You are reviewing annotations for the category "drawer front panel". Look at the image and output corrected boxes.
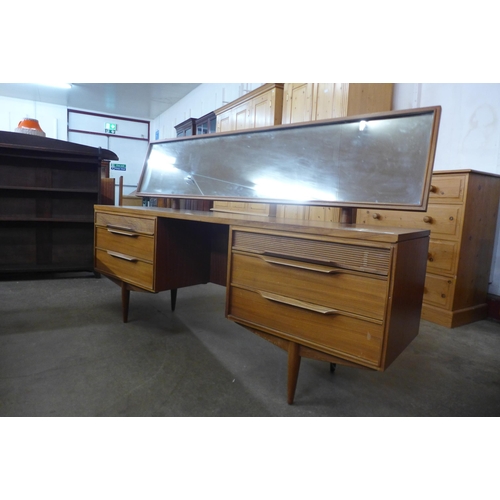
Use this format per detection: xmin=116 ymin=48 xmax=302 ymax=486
xmin=232 ymin=230 xmax=391 ymax=275
xmin=423 ymin=273 xmax=455 ymax=308
xmin=95 ymin=227 xmax=154 ymax=262
xmin=427 ymin=239 xmax=459 ymax=274
xmin=429 ymin=174 xmax=466 ymax=203
xmin=95 ymin=213 xmax=155 ymax=235
xmin=357 ymin=206 xmax=461 ymax=238
xmin=231 ymin=252 xmax=387 ymax=321
xmin=95 ymin=248 xmax=153 ymax=290
xmin=228 ymin=286 xmax=383 ymax=366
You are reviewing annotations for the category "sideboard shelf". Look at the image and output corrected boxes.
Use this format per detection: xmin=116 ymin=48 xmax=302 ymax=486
xmin=0 ymin=131 xmax=117 ymax=275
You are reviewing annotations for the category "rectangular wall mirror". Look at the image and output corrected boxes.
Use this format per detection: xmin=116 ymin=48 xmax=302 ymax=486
xmin=137 ymin=106 xmax=441 ymax=211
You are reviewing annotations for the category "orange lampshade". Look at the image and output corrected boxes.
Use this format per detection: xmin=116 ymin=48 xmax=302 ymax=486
xmin=15 ymin=118 xmax=46 ymax=137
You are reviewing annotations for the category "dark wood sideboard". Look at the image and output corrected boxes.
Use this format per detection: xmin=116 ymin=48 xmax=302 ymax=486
xmin=0 ymin=131 xmax=117 ymax=275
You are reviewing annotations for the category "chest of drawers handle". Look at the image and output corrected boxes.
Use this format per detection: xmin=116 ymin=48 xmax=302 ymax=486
xmin=259 ymin=291 xmax=339 ymax=315
xmin=107 ymin=250 xmax=139 ymax=262
xmin=423 ymin=216 xmax=433 ymax=223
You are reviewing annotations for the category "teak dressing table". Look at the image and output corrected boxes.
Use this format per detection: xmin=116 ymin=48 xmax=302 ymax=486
xmin=94 ymin=107 xmax=441 ymax=404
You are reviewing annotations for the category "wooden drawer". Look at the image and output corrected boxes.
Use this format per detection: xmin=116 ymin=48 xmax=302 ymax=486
xmin=232 ymin=230 xmax=391 ymax=276
xmin=95 ymin=227 xmax=154 ymax=262
xmin=95 ymin=212 xmax=155 ymax=235
xmin=95 ymin=248 xmax=154 ymax=290
xmin=357 ymin=205 xmax=462 ymax=239
xmin=423 ymin=273 xmax=455 ymax=309
xmin=429 ymin=174 xmax=466 ymax=203
xmin=228 ymin=286 xmax=384 ymax=367
xmin=230 ymin=251 xmax=388 ymax=321
xmin=427 ymin=239 xmax=459 ymax=275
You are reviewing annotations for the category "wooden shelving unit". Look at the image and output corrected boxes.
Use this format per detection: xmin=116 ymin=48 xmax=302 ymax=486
xmin=0 ymin=131 xmax=117 ymax=274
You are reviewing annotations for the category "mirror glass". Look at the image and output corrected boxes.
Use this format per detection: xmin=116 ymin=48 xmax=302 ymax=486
xmin=137 ymin=107 xmax=440 ymax=210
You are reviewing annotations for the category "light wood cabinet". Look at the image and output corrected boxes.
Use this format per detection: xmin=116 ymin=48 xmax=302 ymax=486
xmin=277 ymin=83 xmax=393 ymax=222
xmin=213 ymin=84 xmax=284 ymax=216
xmin=356 ymin=169 xmax=500 ymax=327
xmin=215 ymin=83 xmax=284 ymax=133
xmin=281 ymin=83 xmax=394 ymax=124
xmin=213 ymin=83 xmax=393 ymax=220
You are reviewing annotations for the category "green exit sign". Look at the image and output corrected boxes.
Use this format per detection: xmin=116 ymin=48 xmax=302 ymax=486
xmin=105 ymin=122 xmax=117 ymax=134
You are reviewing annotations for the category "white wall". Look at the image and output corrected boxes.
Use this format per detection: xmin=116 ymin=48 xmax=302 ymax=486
xmin=394 ymin=84 xmax=500 ymax=295
xmin=393 ymin=83 xmax=500 ymax=173
xmin=0 ymin=96 xmax=68 ymax=139
xmin=151 ymin=83 xmax=264 ymax=140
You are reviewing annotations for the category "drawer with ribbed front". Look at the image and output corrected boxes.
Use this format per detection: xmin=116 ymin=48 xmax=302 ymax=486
xmin=232 ymin=229 xmax=391 ymax=276
xmin=228 ymin=286 xmax=384 ymax=367
xmin=230 ymin=251 xmax=388 ymax=321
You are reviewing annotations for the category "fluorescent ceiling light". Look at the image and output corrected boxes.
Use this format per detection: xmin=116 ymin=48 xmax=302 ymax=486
xmin=32 ymin=83 xmax=72 ymax=89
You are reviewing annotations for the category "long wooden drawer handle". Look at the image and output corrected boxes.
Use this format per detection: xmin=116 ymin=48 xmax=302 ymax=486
xmin=106 ymin=224 xmax=137 ymax=235
xmin=260 ymin=255 xmax=339 ymax=274
xmin=107 ymin=250 xmax=138 ymax=262
xmin=261 ymin=250 xmax=335 ymax=266
xmin=107 ymin=228 xmax=139 ymax=237
xmin=259 ymin=291 xmax=338 ymax=315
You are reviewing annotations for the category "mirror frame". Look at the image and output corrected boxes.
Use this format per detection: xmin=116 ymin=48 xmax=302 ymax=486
xmin=137 ymin=106 xmax=441 ymax=212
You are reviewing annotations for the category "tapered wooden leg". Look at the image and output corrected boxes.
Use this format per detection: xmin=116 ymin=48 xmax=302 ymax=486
xmin=170 ymin=288 xmax=177 ymax=311
xmin=287 ymin=341 xmax=301 ymax=404
xmin=121 ymin=283 xmax=130 ymax=323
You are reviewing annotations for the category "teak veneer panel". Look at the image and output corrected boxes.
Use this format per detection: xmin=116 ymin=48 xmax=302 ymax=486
xmin=226 ymin=225 xmax=429 ymax=374
xmin=231 ymin=251 xmax=388 ymax=321
xmin=94 ymin=205 xmax=430 ymax=402
xmin=228 ymin=285 xmax=385 ymax=367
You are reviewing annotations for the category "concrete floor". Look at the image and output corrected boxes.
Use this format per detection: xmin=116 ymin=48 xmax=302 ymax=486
xmin=1 ymin=273 xmax=499 ymax=417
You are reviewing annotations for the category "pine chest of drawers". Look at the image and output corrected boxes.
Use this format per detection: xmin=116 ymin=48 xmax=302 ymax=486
xmin=356 ymin=170 xmax=500 ymax=328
